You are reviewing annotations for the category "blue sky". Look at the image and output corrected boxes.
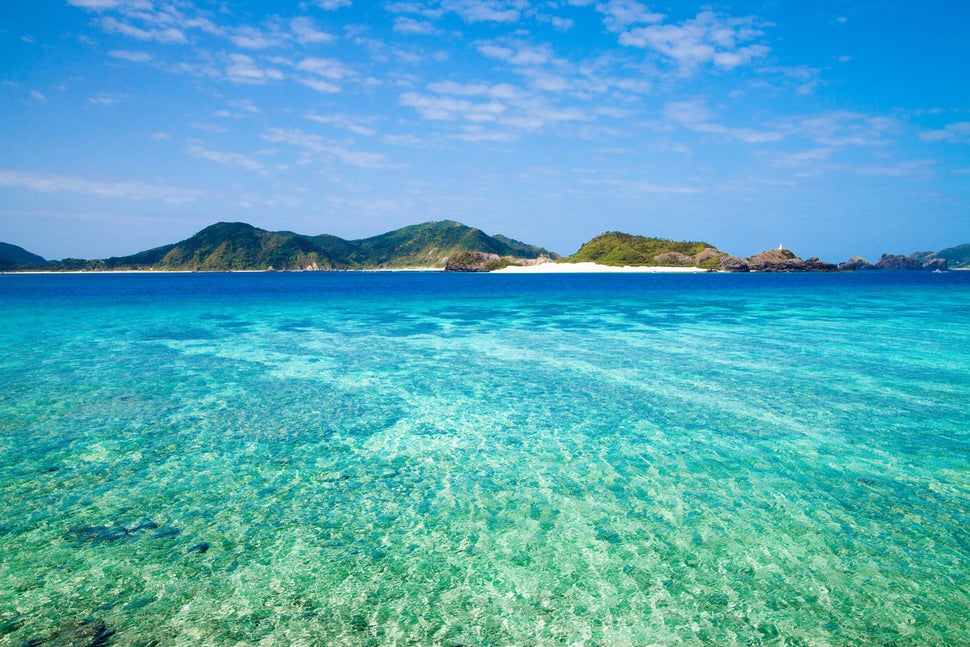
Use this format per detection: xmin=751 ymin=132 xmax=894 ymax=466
xmin=1 ymin=0 xmax=968 ymax=261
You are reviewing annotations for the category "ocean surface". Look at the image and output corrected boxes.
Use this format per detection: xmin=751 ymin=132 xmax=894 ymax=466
xmin=1 ymin=271 xmax=968 ymax=646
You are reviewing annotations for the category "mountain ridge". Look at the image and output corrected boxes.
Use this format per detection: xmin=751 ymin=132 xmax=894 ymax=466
xmin=19 ymin=220 xmax=558 ymax=272
xmin=2 ymin=224 xmax=966 ymax=272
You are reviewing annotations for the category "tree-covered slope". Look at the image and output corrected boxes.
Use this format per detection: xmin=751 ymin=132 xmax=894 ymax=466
xmin=350 ymin=220 xmax=556 ymax=267
xmin=41 ymin=220 xmax=557 ymax=271
xmin=0 ymin=242 xmax=48 ymax=269
xmin=913 ymin=243 xmax=970 ymax=269
xmin=151 ymin=223 xmax=339 ymax=271
xmin=565 ymin=232 xmax=727 ymax=268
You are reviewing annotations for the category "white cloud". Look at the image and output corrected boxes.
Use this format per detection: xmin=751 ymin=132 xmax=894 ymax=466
xmin=851 ymin=160 xmax=934 ymax=177
xmin=579 ymin=175 xmax=702 ymax=195
xmin=225 ymin=54 xmax=284 ymax=84
xmin=384 ymin=2 xmax=445 ymax=19
xmin=0 ymin=169 xmax=202 ymax=203
xmin=441 ymin=0 xmax=528 ymax=23
xmin=921 ymin=121 xmax=970 ymax=143
xmin=102 ymin=16 xmax=187 ymax=43
xmin=306 ymin=113 xmax=377 ymax=136
xmin=617 ymin=10 xmax=768 ymax=70
xmin=477 ymin=41 xmax=557 ymax=66
xmin=109 ymin=49 xmax=152 ymax=62
xmin=394 ymin=17 xmax=437 ymax=34
xmin=67 ymin=0 xmax=123 ymax=8
xmin=595 ymin=0 xmax=663 ymax=32
xmin=296 ymin=57 xmax=348 ymax=79
xmin=299 ymin=78 xmax=341 ymax=93
xmin=229 ymin=26 xmax=276 ymax=49
xmin=291 ymin=17 xmax=333 ymax=44
xmin=263 ymin=127 xmax=389 ymax=168
xmin=228 ymin=99 xmax=261 ymax=114
xmin=454 ymin=126 xmax=519 ymax=143
xmin=428 ymin=81 xmax=520 ymax=100
xmin=314 ymin=0 xmax=351 ymax=9
xmin=401 ymin=92 xmax=507 ymax=122
xmin=89 ymin=94 xmax=125 ymax=106
xmin=795 ymin=112 xmax=897 ymax=148
xmin=664 ymin=100 xmax=784 ymax=143
xmin=186 ymin=140 xmax=266 ymax=172
xmin=29 ymin=90 xmax=47 ymax=102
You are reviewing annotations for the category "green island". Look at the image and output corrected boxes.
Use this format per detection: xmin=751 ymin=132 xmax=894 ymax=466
xmin=1 ymin=221 xmax=967 ymax=272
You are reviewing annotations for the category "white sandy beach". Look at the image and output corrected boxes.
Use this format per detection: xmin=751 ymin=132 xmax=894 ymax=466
xmin=493 ymin=262 xmax=708 ymax=274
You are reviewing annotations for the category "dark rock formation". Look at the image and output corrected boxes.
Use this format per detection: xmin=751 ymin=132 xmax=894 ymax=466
xmin=838 ymin=256 xmax=876 ymax=271
xmin=444 ymin=251 xmax=556 ymax=272
xmin=923 ymin=257 xmax=949 ymax=271
xmin=746 ymin=249 xmax=837 ymax=272
xmin=652 ymin=251 xmax=694 ymax=265
xmin=444 ymin=251 xmax=507 ymax=272
xmin=718 ymin=256 xmax=750 ymax=272
xmin=874 ymin=254 xmax=924 ymax=270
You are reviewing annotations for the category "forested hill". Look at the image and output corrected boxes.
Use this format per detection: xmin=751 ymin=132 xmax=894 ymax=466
xmin=41 ymin=220 xmax=559 ymax=271
xmin=565 ymin=232 xmax=735 ymax=269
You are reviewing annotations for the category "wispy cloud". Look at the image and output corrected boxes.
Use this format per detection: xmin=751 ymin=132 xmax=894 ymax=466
xmin=664 ymin=100 xmax=784 ymax=143
xmin=101 ymin=16 xmax=187 ymax=44
xmin=88 ymin=94 xmax=126 ymax=106
xmin=921 ymin=121 xmax=970 ymax=143
xmin=595 ymin=0 xmax=664 ymax=32
xmin=400 ymin=92 xmax=507 ymax=122
xmin=225 ymin=54 xmax=285 ymax=84
xmin=306 ymin=113 xmax=377 ymax=136
xmin=296 ymin=57 xmax=348 ymax=79
xmin=441 ymin=0 xmax=528 ymax=23
xmin=263 ymin=128 xmax=390 ymax=168
xmin=477 ymin=40 xmax=559 ymax=67
xmin=0 ymin=169 xmax=202 ymax=203
xmin=186 ymin=140 xmax=266 ymax=172
xmin=66 ymin=0 xmax=123 ymax=9
xmin=108 ymin=49 xmax=152 ymax=62
xmin=394 ymin=17 xmax=437 ymax=35
xmin=314 ymin=0 xmax=352 ymax=9
xmin=291 ymin=17 xmax=333 ymax=44
xmin=384 ymin=2 xmax=444 ymax=19
xmin=614 ymin=10 xmax=769 ymax=71
xmin=229 ymin=26 xmax=278 ymax=50
xmin=794 ymin=112 xmax=897 ymax=148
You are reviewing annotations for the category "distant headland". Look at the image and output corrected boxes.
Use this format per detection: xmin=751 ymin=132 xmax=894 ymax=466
xmin=1 ymin=221 xmax=967 ymax=273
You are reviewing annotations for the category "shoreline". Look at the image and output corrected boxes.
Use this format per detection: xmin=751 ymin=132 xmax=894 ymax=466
xmin=3 ymin=264 xmax=967 ymax=275
xmin=494 ymin=262 xmax=708 ymax=274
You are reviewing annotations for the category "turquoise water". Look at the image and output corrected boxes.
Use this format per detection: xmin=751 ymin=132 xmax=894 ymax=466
xmin=1 ymin=271 xmax=968 ymax=646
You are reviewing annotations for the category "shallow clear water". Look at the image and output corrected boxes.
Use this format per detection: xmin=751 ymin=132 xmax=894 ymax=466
xmin=1 ymin=271 xmax=968 ymax=646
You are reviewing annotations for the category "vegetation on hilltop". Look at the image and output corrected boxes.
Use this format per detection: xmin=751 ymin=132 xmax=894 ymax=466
xmin=0 ymin=242 xmax=48 ymax=270
xmin=912 ymin=243 xmax=970 ymax=269
xmin=13 ymin=220 xmax=557 ymax=272
xmin=350 ymin=220 xmax=559 ymax=268
xmin=566 ymin=232 xmax=726 ymax=268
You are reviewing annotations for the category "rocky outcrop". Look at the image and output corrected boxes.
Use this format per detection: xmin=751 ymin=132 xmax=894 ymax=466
xmin=652 ymin=251 xmax=694 ymax=265
xmin=695 ymin=247 xmax=726 ymax=265
xmin=718 ymin=256 xmax=750 ymax=272
xmin=838 ymin=256 xmax=875 ymax=271
xmin=923 ymin=258 xmax=948 ymax=271
xmin=445 ymin=252 xmax=558 ymax=272
xmin=746 ymin=249 xmax=838 ymax=272
xmin=444 ymin=251 xmax=505 ymax=272
xmin=874 ymin=254 xmax=923 ymax=270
